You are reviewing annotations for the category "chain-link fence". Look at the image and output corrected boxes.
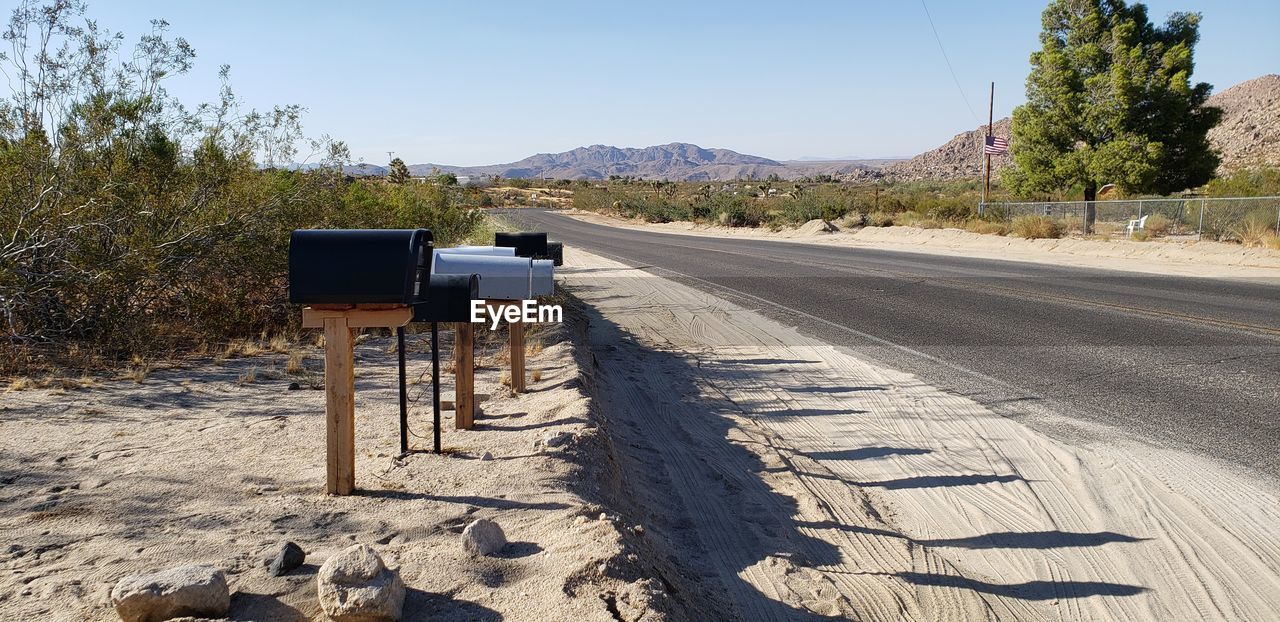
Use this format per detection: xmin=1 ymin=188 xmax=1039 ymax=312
xmin=979 ymin=196 xmax=1280 ymax=240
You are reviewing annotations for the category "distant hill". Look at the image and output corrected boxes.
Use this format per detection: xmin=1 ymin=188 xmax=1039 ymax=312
xmin=882 ymin=118 xmax=1012 ymax=182
xmin=881 ymin=74 xmax=1280 ymax=183
xmin=410 ymin=143 xmax=886 ymax=181
xmin=1207 ymin=74 xmax=1280 ymax=172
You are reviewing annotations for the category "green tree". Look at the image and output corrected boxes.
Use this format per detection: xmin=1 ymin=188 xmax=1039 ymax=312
xmin=387 ymin=157 xmax=410 ymax=183
xmin=1006 ymin=0 xmax=1221 ymax=208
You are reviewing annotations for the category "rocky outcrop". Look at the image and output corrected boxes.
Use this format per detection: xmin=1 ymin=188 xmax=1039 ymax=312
xmin=1207 ymin=74 xmax=1280 ymax=172
xmin=883 ymin=118 xmax=1013 ymax=182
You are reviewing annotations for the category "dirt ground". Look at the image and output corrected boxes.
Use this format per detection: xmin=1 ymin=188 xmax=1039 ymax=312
xmin=560 ymin=210 xmax=1280 ymax=280
xmin=0 ymin=319 xmax=674 ymax=621
xmin=561 ymin=246 xmax=1280 ymax=620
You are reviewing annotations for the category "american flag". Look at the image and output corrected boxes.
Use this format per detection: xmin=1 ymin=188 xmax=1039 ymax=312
xmin=984 ymin=135 xmax=1009 ymax=155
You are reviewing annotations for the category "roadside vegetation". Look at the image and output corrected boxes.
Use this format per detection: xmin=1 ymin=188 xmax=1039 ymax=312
xmin=0 ymin=2 xmax=482 ymax=376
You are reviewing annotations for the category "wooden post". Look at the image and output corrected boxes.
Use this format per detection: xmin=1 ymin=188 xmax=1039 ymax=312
xmin=303 ymin=306 xmax=412 ymax=495
xmin=509 ymin=316 xmax=526 ymax=393
xmin=323 ymin=317 xmax=355 ymax=496
xmin=454 ymin=321 xmax=475 ymax=430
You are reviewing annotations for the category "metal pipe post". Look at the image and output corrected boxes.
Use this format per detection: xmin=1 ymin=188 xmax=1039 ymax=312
xmin=397 ymin=327 xmax=408 ymax=455
xmin=431 ymin=321 xmax=441 ymax=454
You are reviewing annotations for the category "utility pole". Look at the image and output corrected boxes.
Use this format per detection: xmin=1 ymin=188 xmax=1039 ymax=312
xmin=387 ymin=151 xmax=394 ymax=164
xmin=982 ymin=82 xmax=994 ymax=207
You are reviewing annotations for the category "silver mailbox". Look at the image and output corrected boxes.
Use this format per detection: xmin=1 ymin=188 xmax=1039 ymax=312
xmin=532 ymin=259 xmax=554 ymax=296
xmin=435 ymin=245 xmax=516 ymax=257
xmin=433 ymin=253 xmax=532 ymax=300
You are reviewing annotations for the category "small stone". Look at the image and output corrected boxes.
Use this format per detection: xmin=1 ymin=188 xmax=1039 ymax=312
xmin=461 ymin=519 xmax=507 ymax=556
xmin=111 ymin=564 xmax=230 ymax=622
xmin=573 ymin=516 xmax=589 ymax=526
xmin=632 ymin=525 xmax=645 ymax=535
xmin=598 ymin=513 xmax=609 ymax=522
xmin=542 ymin=431 xmax=572 ymax=448
xmin=287 ymin=382 xmax=302 ymax=391
xmin=316 ymin=544 xmax=405 ymax=622
xmin=267 ymin=541 xmax=305 ymax=577
xmin=480 ymin=452 xmax=494 ymax=461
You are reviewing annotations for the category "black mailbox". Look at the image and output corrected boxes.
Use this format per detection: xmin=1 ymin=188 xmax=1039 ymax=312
xmin=495 ymin=232 xmax=548 ymax=258
xmin=413 ymin=274 xmax=480 ymax=323
xmin=289 ymin=229 xmax=433 ymax=305
xmin=541 ymin=241 xmax=563 ymax=266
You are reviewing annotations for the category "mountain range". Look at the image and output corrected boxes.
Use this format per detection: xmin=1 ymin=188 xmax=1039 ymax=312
xmin=330 ymin=74 xmax=1277 ymax=183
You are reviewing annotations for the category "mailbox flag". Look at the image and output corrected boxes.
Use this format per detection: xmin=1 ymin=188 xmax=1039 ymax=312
xmin=984 ymin=135 xmax=1009 ymax=155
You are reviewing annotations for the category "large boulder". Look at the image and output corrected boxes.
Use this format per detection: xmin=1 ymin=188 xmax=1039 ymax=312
xmin=316 ymin=544 xmax=405 ymax=622
xmin=110 ymin=564 xmax=230 ymax=622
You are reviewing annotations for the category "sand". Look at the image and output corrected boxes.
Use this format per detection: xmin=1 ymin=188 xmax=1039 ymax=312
xmin=562 ymin=246 xmax=1280 ymax=620
xmin=560 ymin=210 xmax=1280 ymax=281
xmin=0 ymin=321 xmax=673 ymax=621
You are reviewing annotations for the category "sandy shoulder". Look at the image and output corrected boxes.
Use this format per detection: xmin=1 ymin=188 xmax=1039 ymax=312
xmin=561 ymin=245 xmax=1280 ymax=620
xmin=560 ymin=209 xmax=1280 ymax=280
xmin=0 ymin=320 xmax=673 ymax=621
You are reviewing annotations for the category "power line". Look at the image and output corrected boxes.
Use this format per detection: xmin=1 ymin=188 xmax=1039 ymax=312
xmin=920 ymin=0 xmax=981 ymax=124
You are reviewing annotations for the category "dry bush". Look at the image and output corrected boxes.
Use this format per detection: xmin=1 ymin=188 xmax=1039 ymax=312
xmin=286 ymin=352 xmax=306 ymax=375
xmin=237 ymin=367 xmax=259 ymax=385
xmin=499 ymin=371 xmax=511 ymax=387
xmin=865 ymin=211 xmax=895 ymax=227
xmin=1144 ymin=214 xmax=1172 ymax=236
xmin=1265 ymin=234 xmax=1280 ymax=251
xmin=268 ymin=335 xmax=290 ymax=354
xmin=531 ymin=369 xmax=543 ymax=382
xmin=1236 ymin=211 xmax=1279 ymax=247
xmin=1131 ymin=230 xmax=1151 ymax=242
xmin=965 ymin=220 xmax=1008 ymax=235
xmin=1010 ymin=215 xmax=1062 ymax=239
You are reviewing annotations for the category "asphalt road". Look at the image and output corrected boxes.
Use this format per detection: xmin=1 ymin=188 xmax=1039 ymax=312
xmin=499 ymin=209 xmax=1280 ymax=478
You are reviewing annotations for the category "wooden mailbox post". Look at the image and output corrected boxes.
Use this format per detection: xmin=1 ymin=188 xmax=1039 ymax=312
xmin=302 ymin=306 xmax=413 ymax=495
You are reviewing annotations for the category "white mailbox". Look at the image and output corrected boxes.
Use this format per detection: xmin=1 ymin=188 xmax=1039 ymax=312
xmin=433 ymin=253 xmax=532 ymax=300
xmin=531 ymin=259 xmax=554 ymax=296
xmin=436 ymin=245 xmax=516 ymax=256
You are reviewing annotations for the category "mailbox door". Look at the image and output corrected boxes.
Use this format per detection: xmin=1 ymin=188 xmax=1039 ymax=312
xmin=531 ymin=259 xmax=555 ymax=296
xmin=414 ymin=274 xmax=480 ymax=322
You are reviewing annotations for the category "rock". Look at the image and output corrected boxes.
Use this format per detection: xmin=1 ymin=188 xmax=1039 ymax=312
xmin=461 ymin=519 xmax=507 ymax=556
xmin=111 ymin=564 xmax=230 ymax=622
xmin=632 ymin=524 xmax=645 ymax=535
xmin=573 ymin=516 xmax=589 ymax=526
xmin=268 ymin=541 xmax=306 ymax=577
xmin=480 ymin=451 xmax=494 ymax=461
xmin=542 ymin=431 xmax=572 ymax=448
xmin=316 ymin=544 xmax=405 ymax=622
xmin=287 ymin=381 xmax=302 ymax=391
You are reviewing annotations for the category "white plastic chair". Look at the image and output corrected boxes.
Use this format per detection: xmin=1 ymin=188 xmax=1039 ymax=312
xmin=1126 ymin=214 xmax=1149 ymax=237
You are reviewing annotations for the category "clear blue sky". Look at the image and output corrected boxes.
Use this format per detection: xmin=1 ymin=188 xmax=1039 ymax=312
xmin=87 ymin=0 xmax=1278 ymax=165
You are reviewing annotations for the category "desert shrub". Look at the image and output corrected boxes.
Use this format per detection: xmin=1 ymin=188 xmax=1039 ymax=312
xmin=717 ymin=198 xmax=767 ymax=227
xmin=916 ymin=196 xmax=976 ymax=223
xmin=964 ymin=219 xmax=1008 ymax=235
xmin=1010 ymin=215 xmax=1062 ymax=239
xmin=0 ymin=3 xmax=481 ymax=375
xmin=865 ymin=211 xmax=895 ymax=227
xmin=1144 ymin=213 xmax=1172 ymax=236
xmin=1131 ymin=230 xmax=1151 ymax=241
xmin=1236 ymin=209 xmax=1280 ymax=247
xmin=840 ymin=212 xmax=867 ymax=228
xmin=1205 ymin=168 xmax=1280 ymax=197
xmin=1266 ymin=234 xmax=1280 ymax=251
xmin=571 ymin=187 xmax=614 ymax=213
